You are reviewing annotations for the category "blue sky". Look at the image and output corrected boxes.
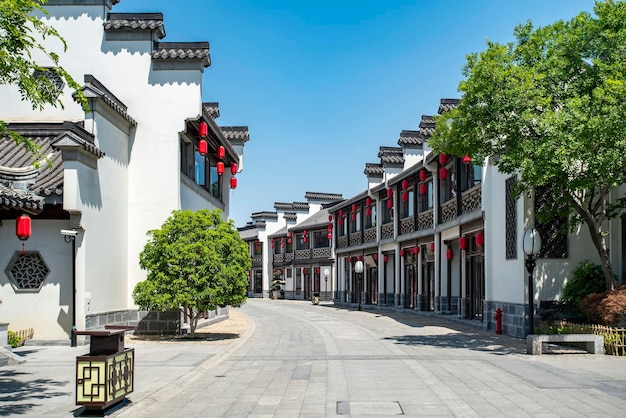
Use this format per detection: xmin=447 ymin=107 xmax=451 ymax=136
xmin=115 ymin=0 xmax=596 ymax=227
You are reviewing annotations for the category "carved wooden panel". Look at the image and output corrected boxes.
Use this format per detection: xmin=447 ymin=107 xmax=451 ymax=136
xmin=441 ymin=199 xmax=456 ymax=223
xmin=461 ymin=186 xmax=482 ymax=214
xmin=381 ymin=223 xmax=394 ymax=240
xmin=417 ymin=210 xmax=433 ymax=230
xmin=363 ymin=227 xmax=377 ymax=243
xmin=399 ymin=218 xmax=415 ymax=235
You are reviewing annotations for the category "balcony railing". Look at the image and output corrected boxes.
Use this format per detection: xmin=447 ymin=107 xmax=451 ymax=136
xmin=337 ymin=236 xmax=348 ymax=248
xmin=417 ymin=209 xmax=433 ymax=230
xmin=440 ymin=199 xmax=457 ymax=224
xmin=399 ymin=217 xmax=415 ymax=235
xmin=349 ymin=232 xmax=362 ymax=246
xmin=461 ymin=185 xmax=482 ymax=214
xmin=381 ymin=223 xmax=393 ymax=240
xmin=295 ymin=249 xmax=311 ymax=260
xmin=273 ymin=254 xmax=285 ymax=263
xmin=363 ymin=227 xmax=376 ymax=243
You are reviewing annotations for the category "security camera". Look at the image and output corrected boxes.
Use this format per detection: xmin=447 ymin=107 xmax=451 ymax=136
xmin=61 ymin=229 xmax=78 ymax=237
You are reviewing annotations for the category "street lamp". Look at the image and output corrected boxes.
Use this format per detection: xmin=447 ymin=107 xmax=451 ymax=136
xmin=324 ymin=268 xmax=329 ymax=302
xmin=354 ymin=260 xmax=364 ymax=311
xmin=523 ymin=228 xmax=542 ymax=336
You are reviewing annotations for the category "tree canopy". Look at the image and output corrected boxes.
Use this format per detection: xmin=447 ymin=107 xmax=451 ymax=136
xmin=0 ymin=0 xmax=85 ymax=156
xmin=133 ymin=209 xmax=251 ymax=336
xmin=429 ymin=0 xmax=626 ymax=290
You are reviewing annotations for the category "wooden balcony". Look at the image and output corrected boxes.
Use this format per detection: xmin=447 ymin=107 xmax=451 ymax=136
xmin=461 ymin=185 xmax=482 ymax=214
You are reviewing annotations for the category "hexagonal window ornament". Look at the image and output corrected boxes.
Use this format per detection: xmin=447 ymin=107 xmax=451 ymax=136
xmin=5 ymin=251 xmax=50 ymax=292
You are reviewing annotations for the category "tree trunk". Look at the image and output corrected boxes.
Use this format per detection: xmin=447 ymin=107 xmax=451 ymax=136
xmin=189 ymin=308 xmax=199 ymax=337
xmin=584 ymin=217 xmax=615 ymax=291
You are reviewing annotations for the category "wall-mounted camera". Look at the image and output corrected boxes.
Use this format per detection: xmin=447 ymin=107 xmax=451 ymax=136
xmin=61 ymin=229 xmax=79 ymax=237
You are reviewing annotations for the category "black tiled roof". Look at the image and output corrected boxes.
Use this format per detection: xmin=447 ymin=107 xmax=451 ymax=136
xmin=284 ymin=212 xmax=297 ymax=221
xmin=398 ymin=130 xmax=423 ymax=146
xmin=83 ymin=75 xmax=136 ymax=126
xmin=292 ymin=202 xmax=310 ymax=210
xmin=304 ymin=192 xmax=343 ymax=202
xmin=203 ymin=102 xmax=220 ymax=119
xmin=438 ymin=98 xmax=459 ymax=114
xmin=104 ymin=13 xmax=166 ymax=39
xmin=418 ymin=115 xmax=436 ymax=139
xmin=274 ymin=202 xmax=294 ymax=211
xmin=378 ymin=147 xmax=404 ymax=165
xmin=364 ymin=163 xmax=384 ymax=175
xmin=221 ymin=127 xmax=249 ymax=143
xmin=151 ymin=42 xmax=211 ymax=67
xmin=251 ymin=211 xmax=278 ymax=220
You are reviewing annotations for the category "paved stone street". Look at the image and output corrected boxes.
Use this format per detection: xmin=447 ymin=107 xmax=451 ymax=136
xmin=2 ymin=299 xmax=626 ymax=417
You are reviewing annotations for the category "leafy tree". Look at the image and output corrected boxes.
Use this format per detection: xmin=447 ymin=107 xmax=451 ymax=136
xmin=562 ymin=260 xmax=607 ymax=311
xmin=0 ymin=0 xmax=86 ymax=156
xmin=133 ymin=209 xmax=250 ymax=337
xmin=430 ymin=0 xmax=626 ymax=290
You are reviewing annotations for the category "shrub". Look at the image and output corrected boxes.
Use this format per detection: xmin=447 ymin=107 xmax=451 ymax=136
xmin=7 ymin=330 xmax=22 ymax=348
xmin=579 ymin=284 xmax=626 ymax=326
xmin=562 ymin=261 xmax=606 ymax=312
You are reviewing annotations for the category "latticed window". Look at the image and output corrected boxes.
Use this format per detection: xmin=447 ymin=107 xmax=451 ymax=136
xmin=505 ymin=176 xmax=517 ymax=259
xmin=5 ymin=252 xmax=50 ymax=292
xmin=535 ymin=186 xmax=568 ymax=259
xmin=33 ymin=68 xmax=64 ymax=101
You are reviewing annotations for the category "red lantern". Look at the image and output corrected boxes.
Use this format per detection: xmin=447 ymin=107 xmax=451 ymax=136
xmin=198 ymin=139 xmax=208 ymax=155
xmin=338 ymin=210 xmax=343 ymax=217
xmin=303 ymin=236 xmax=307 ymax=243
xmin=316 ymin=267 xmax=320 ymax=274
xmin=328 ymin=232 xmax=332 ymax=240
xmin=216 ymin=161 xmax=225 ymax=175
xmin=430 ymin=242 xmax=435 ymax=252
xmin=217 ymin=145 xmax=225 ymax=159
xmin=271 ymin=239 xmax=275 ymax=248
xmin=328 ymin=214 xmax=333 ymax=222
xmin=338 ymin=218 xmax=344 ymax=226
xmin=230 ymin=177 xmax=237 ymax=189
xmin=419 ymin=169 xmax=427 ymax=181
xmin=446 ymin=247 xmax=453 ymax=260
xmin=365 ymin=207 xmax=372 ymax=216
xmin=400 ymin=249 xmax=405 ymax=257
xmin=476 ymin=231 xmax=484 ymax=247
xmin=402 ymin=192 xmax=408 ymax=202
xmin=352 ymin=203 xmax=357 ymax=212
xmin=358 ymin=255 xmax=363 ymax=261
xmin=230 ymin=163 xmax=238 ymax=175
xmin=349 ymin=257 xmax=354 ymax=263
xmin=198 ymin=121 xmax=208 ymax=137
xmin=366 ymin=197 xmax=372 ymax=206
xmin=303 ymin=268 xmax=307 ymax=274
xmin=402 ymin=179 xmax=409 ymax=190
xmin=439 ymin=153 xmax=448 ymax=165
xmin=387 ymin=188 xmax=393 ymax=198
xmin=351 ymin=213 xmax=356 ymax=221
xmin=303 ymin=230 xmax=307 ymax=236
xmin=460 ymin=237 xmax=467 ymax=250
xmin=373 ymin=253 xmax=378 ymax=260
xmin=413 ymin=246 xmax=420 ymax=255
xmin=462 ymin=155 xmax=472 ymax=164
xmin=439 ymin=167 xmax=448 ymax=180
xmin=419 ymin=183 xmax=427 ymax=194
xmin=387 ymin=200 xmax=393 ymax=209
xmin=384 ymin=255 xmax=388 ymax=263
xmin=16 ymin=214 xmax=31 ymax=254
xmin=328 ymin=224 xmax=333 ymax=231
xmin=288 ymin=232 xmax=292 ymax=238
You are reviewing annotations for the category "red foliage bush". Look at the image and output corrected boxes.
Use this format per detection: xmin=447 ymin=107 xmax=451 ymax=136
xmin=579 ymin=284 xmax=626 ymax=326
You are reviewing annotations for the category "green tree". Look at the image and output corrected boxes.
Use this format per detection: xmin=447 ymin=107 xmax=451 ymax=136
xmin=430 ymin=0 xmax=626 ymax=290
xmin=0 ymin=0 xmax=85 ymax=156
xmin=133 ymin=209 xmax=250 ymax=337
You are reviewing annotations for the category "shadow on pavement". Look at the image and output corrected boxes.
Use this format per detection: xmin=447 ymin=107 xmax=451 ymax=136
xmin=0 ymin=370 xmax=70 ymax=416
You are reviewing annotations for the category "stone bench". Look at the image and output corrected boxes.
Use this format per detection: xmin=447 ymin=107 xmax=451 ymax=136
xmin=526 ymin=334 xmax=604 ymax=355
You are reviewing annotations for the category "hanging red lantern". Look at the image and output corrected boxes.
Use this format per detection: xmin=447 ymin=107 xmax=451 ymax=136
xmin=387 ymin=188 xmax=393 ymax=198
xmin=198 ymin=139 xmax=208 ymax=155
xmin=271 ymin=239 xmax=275 ymax=248
xmin=430 ymin=242 xmax=435 ymax=252
xmin=384 ymin=255 xmax=388 ymax=263
xmin=419 ymin=183 xmax=427 ymax=194
xmin=400 ymin=249 xmax=405 ymax=257
xmin=459 ymin=237 xmax=467 ymax=250
xmin=303 ymin=230 xmax=307 ymax=236
xmin=303 ymin=236 xmax=307 ymax=243
xmin=358 ymin=255 xmax=363 ymax=261
xmin=328 ymin=214 xmax=333 ymax=222
xmin=198 ymin=121 xmax=208 ymax=137
xmin=328 ymin=232 xmax=332 ymax=240
xmin=462 ymin=155 xmax=472 ymax=164
xmin=419 ymin=169 xmax=427 ymax=181
xmin=230 ymin=163 xmax=238 ymax=175
xmin=413 ymin=246 xmax=420 ymax=255
xmin=349 ymin=257 xmax=354 ymax=263
xmin=288 ymin=232 xmax=292 ymax=238
xmin=338 ymin=210 xmax=343 ymax=217
xmin=439 ymin=153 xmax=448 ymax=165
xmin=338 ymin=218 xmax=344 ymax=226
xmin=351 ymin=213 xmax=357 ymax=221
xmin=217 ymin=145 xmax=225 ymax=159
xmin=328 ymin=223 xmax=333 ymax=231
xmin=402 ymin=179 xmax=409 ymax=190
xmin=366 ymin=197 xmax=372 ymax=206
xmin=352 ymin=203 xmax=357 ymax=212
xmin=303 ymin=268 xmax=307 ymax=274
xmin=402 ymin=192 xmax=408 ymax=202
xmin=365 ymin=207 xmax=372 ymax=216
xmin=446 ymin=247 xmax=453 ymax=260
xmin=16 ymin=214 xmax=31 ymax=254
xmin=476 ymin=231 xmax=484 ymax=247
xmin=387 ymin=199 xmax=393 ymax=209
xmin=439 ymin=167 xmax=448 ymax=180
xmin=230 ymin=177 xmax=237 ymax=189
xmin=373 ymin=253 xmax=378 ymax=260
xmin=216 ymin=161 xmax=225 ymax=175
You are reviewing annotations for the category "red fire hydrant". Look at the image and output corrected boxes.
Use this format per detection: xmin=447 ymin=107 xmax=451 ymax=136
xmin=494 ymin=308 xmax=503 ymax=335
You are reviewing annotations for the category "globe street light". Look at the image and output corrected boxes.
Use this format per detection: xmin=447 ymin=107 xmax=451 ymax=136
xmin=523 ymin=228 xmax=542 ymax=336
xmin=354 ymin=260 xmax=364 ymax=311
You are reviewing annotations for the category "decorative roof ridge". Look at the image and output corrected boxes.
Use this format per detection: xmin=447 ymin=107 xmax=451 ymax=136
xmin=202 ymin=102 xmax=220 ymax=119
xmin=220 ymin=126 xmax=250 ymax=143
xmin=438 ymin=98 xmax=460 ymax=114
xmin=304 ymin=192 xmax=343 ymax=201
xmin=105 ymin=12 xmax=166 ymax=39
xmin=251 ymin=211 xmax=278 ymax=220
xmin=152 ymin=41 xmax=210 ymax=67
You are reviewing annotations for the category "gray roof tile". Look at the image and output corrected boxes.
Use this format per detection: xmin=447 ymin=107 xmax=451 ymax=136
xmin=378 ymin=147 xmax=404 ymax=165
xmin=203 ymin=102 xmax=220 ymax=119
xmin=152 ymin=42 xmax=210 ymax=67
xmin=104 ymin=13 xmax=166 ymax=39
xmin=438 ymin=98 xmax=459 ymax=114
xmin=304 ymin=192 xmax=343 ymax=202
xmin=398 ymin=130 xmax=423 ymax=146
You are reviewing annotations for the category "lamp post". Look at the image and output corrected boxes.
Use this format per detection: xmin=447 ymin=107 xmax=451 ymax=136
xmin=354 ymin=260 xmax=364 ymax=311
xmin=523 ymin=228 xmax=542 ymax=336
xmin=324 ymin=268 xmax=329 ymax=302
xmin=62 ymin=230 xmax=78 ymax=347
